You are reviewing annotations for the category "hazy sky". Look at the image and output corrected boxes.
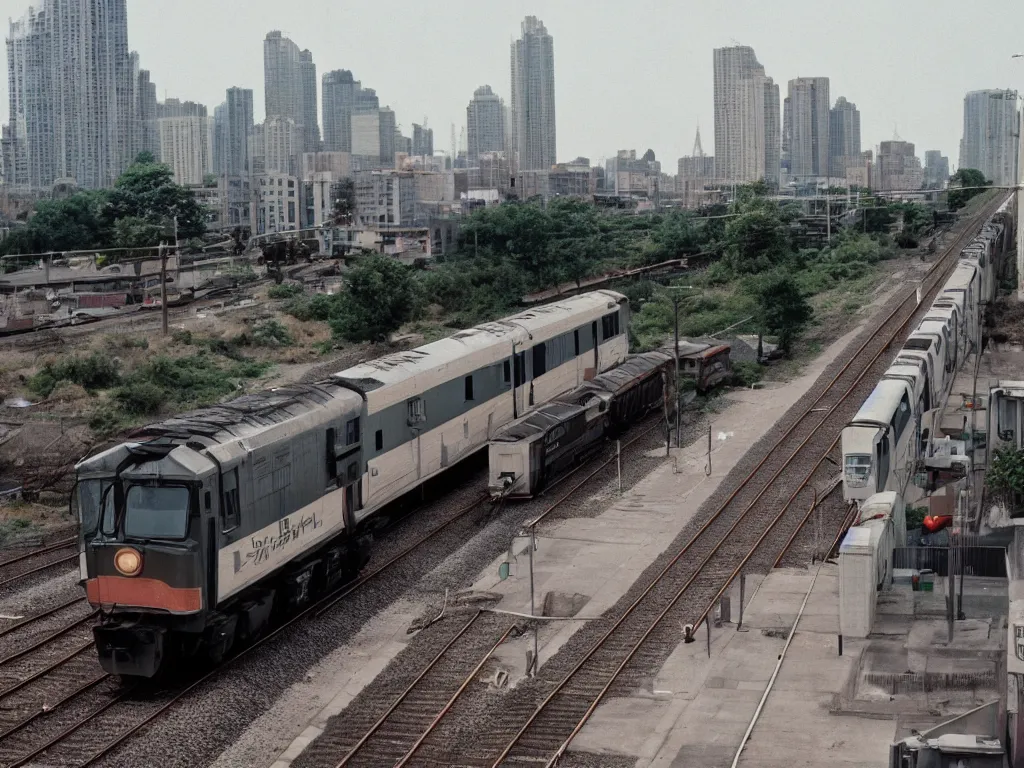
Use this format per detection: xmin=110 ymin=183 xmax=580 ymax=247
xmin=2 ymin=0 xmax=1023 ymax=169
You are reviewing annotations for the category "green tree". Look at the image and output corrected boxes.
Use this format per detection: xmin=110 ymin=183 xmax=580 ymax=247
xmin=752 ymin=271 xmax=812 ymax=356
xmin=724 ymin=205 xmax=791 ymax=274
xmin=113 ymin=216 xmax=166 ymax=249
xmin=331 ymin=255 xmax=420 ymax=342
xmin=947 ymin=168 xmax=990 ymax=211
xmin=106 ymin=157 xmax=208 ymax=240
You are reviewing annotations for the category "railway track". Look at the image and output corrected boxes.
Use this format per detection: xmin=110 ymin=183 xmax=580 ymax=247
xmin=331 ymin=611 xmax=517 ymax=768
xmin=0 ymin=538 xmax=78 ymax=590
xmin=0 ymin=490 xmax=492 ymax=768
xmin=445 ymin=194 xmax=1011 ymax=767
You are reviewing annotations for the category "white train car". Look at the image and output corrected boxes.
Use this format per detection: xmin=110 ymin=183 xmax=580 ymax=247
xmin=334 ymin=291 xmax=630 ymax=519
xmin=842 ymin=378 xmax=916 ymax=502
xmin=842 ymin=197 xmax=1014 ymax=506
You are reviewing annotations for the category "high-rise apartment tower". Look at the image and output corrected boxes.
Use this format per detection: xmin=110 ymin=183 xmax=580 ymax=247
xmin=510 ymin=17 xmax=556 ymax=171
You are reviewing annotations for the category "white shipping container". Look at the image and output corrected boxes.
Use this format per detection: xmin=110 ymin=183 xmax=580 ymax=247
xmin=839 ymin=519 xmax=894 ymax=638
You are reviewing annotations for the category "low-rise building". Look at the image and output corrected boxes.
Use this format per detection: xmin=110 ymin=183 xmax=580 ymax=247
xmin=255 ymin=173 xmax=299 ymax=234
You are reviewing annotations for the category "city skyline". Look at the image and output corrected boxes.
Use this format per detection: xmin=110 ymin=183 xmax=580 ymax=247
xmin=0 ymin=0 xmax=1021 ymax=175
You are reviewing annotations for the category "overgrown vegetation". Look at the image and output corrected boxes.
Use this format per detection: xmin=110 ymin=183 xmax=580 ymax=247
xmin=987 ymin=446 xmax=1024 ymax=510
xmin=267 ymin=283 xmax=304 ymax=300
xmin=1 ymin=152 xmax=208 ymax=257
xmin=947 ymin=168 xmax=991 ymax=212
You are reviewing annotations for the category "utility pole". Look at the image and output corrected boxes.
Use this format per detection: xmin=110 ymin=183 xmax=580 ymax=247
xmin=673 ymin=292 xmax=680 ymax=447
xmin=159 ymin=242 xmax=168 ymax=336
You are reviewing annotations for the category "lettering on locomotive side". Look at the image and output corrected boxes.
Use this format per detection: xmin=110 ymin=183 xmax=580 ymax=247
xmin=217 ymin=488 xmax=347 ymax=602
xmin=233 ymin=513 xmax=324 ymax=573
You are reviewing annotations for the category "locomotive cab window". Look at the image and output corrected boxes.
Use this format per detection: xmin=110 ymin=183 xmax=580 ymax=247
xmin=222 ymin=468 xmax=240 ymax=532
xmin=574 ymin=330 xmax=580 ymax=356
xmin=375 ymin=429 xmax=383 ymax=451
xmin=125 ymin=485 xmax=190 ymax=540
xmin=464 ymin=376 xmax=474 ymax=401
xmin=503 ymin=360 xmax=511 ymax=384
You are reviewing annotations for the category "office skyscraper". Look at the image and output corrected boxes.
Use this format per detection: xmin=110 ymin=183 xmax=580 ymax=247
xmin=828 ymin=96 xmax=861 ymax=179
xmin=510 ymin=16 xmax=556 ymax=171
xmin=788 ymin=77 xmax=830 ymax=179
xmin=412 ymin=123 xmax=433 ymax=157
xmin=264 ymin=31 xmax=318 ymax=154
xmin=959 ymin=89 xmax=1020 ymax=187
xmin=713 ymin=46 xmax=778 ymax=185
xmin=352 ymin=108 xmax=396 ymax=168
xmin=225 ymin=87 xmax=254 ymax=178
xmin=322 ymin=69 xmax=356 ymax=152
xmin=299 ymin=50 xmax=319 ymax=152
xmin=6 ymin=0 xmax=133 ymax=189
xmin=467 ymin=85 xmax=506 ymax=161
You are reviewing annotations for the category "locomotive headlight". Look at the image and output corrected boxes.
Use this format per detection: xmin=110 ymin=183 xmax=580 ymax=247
xmin=114 ymin=547 xmax=142 ymax=577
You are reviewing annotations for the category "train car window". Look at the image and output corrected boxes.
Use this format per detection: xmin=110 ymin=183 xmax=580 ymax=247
xmin=514 ymin=352 xmax=526 ymax=387
xmin=533 ymin=343 xmax=547 ymax=378
xmin=503 ymin=360 xmax=511 ymax=384
xmin=375 ymin=430 xmax=383 ymax=451
xmin=408 ymin=397 xmax=426 ymax=422
xmin=222 ymin=468 xmax=240 ymax=532
xmin=574 ymin=330 xmax=580 ymax=357
xmin=345 ymin=418 xmax=360 ymax=445
xmin=326 ymin=428 xmax=338 ymax=480
xmin=998 ymin=397 xmax=1018 ymax=441
xmin=601 ymin=313 xmax=620 ymax=340
xmin=464 ymin=376 xmax=475 ymax=401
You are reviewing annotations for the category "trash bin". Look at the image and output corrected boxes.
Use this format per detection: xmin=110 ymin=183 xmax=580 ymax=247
xmin=919 ymin=569 xmax=935 ymax=592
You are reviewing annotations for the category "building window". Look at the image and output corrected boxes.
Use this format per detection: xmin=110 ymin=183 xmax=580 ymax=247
xmin=464 ymin=375 xmax=474 ymax=401
xmin=375 ymin=430 xmax=383 ymax=451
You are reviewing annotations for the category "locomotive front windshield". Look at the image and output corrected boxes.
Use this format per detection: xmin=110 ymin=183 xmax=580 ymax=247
xmin=123 ymin=485 xmax=190 ymax=540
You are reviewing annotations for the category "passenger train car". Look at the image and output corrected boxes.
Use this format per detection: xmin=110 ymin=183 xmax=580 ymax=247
xmin=841 ymin=196 xmax=1014 ymax=504
xmin=488 ymin=352 xmax=674 ymax=498
xmin=74 ymin=291 xmax=630 ymax=677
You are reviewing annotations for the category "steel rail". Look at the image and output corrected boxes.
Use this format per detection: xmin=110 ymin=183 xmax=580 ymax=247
xmin=771 ymin=478 xmax=848 ymax=569
xmin=393 ymin=623 xmax=519 ymax=768
xmin=0 ymin=596 xmax=87 ymax=640
xmin=0 ymin=553 xmax=79 ymax=590
xmin=0 ymin=640 xmax=95 ymax=700
xmin=490 ymin=195 xmax=1008 ymax=767
xmin=315 ymin=494 xmax=489 ymax=618
xmin=75 ymin=493 xmax=491 ymax=767
xmin=0 ymin=538 xmax=76 ymax=570
xmin=7 ymin=686 xmax=135 ymax=768
xmin=0 ymin=610 xmax=97 ymax=667
xmin=334 ymin=611 xmax=483 ymax=768
xmin=0 ymin=671 xmax=109 ymax=742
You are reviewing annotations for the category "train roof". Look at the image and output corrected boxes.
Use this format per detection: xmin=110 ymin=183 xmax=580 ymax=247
xmin=333 ymin=291 xmax=627 ymax=394
xmin=491 ymin=402 xmax=583 ymax=443
xmin=127 ymin=381 xmax=361 ymax=448
xmin=852 ymin=379 xmax=910 ymax=425
xmin=562 ymin=352 xmax=672 ymax=403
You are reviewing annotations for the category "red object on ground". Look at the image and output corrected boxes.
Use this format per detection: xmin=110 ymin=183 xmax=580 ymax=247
xmin=922 ymin=515 xmax=953 ymax=533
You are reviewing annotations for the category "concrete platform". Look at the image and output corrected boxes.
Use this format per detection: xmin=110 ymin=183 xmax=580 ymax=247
xmin=595 ymin=565 xmax=1006 ymax=768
